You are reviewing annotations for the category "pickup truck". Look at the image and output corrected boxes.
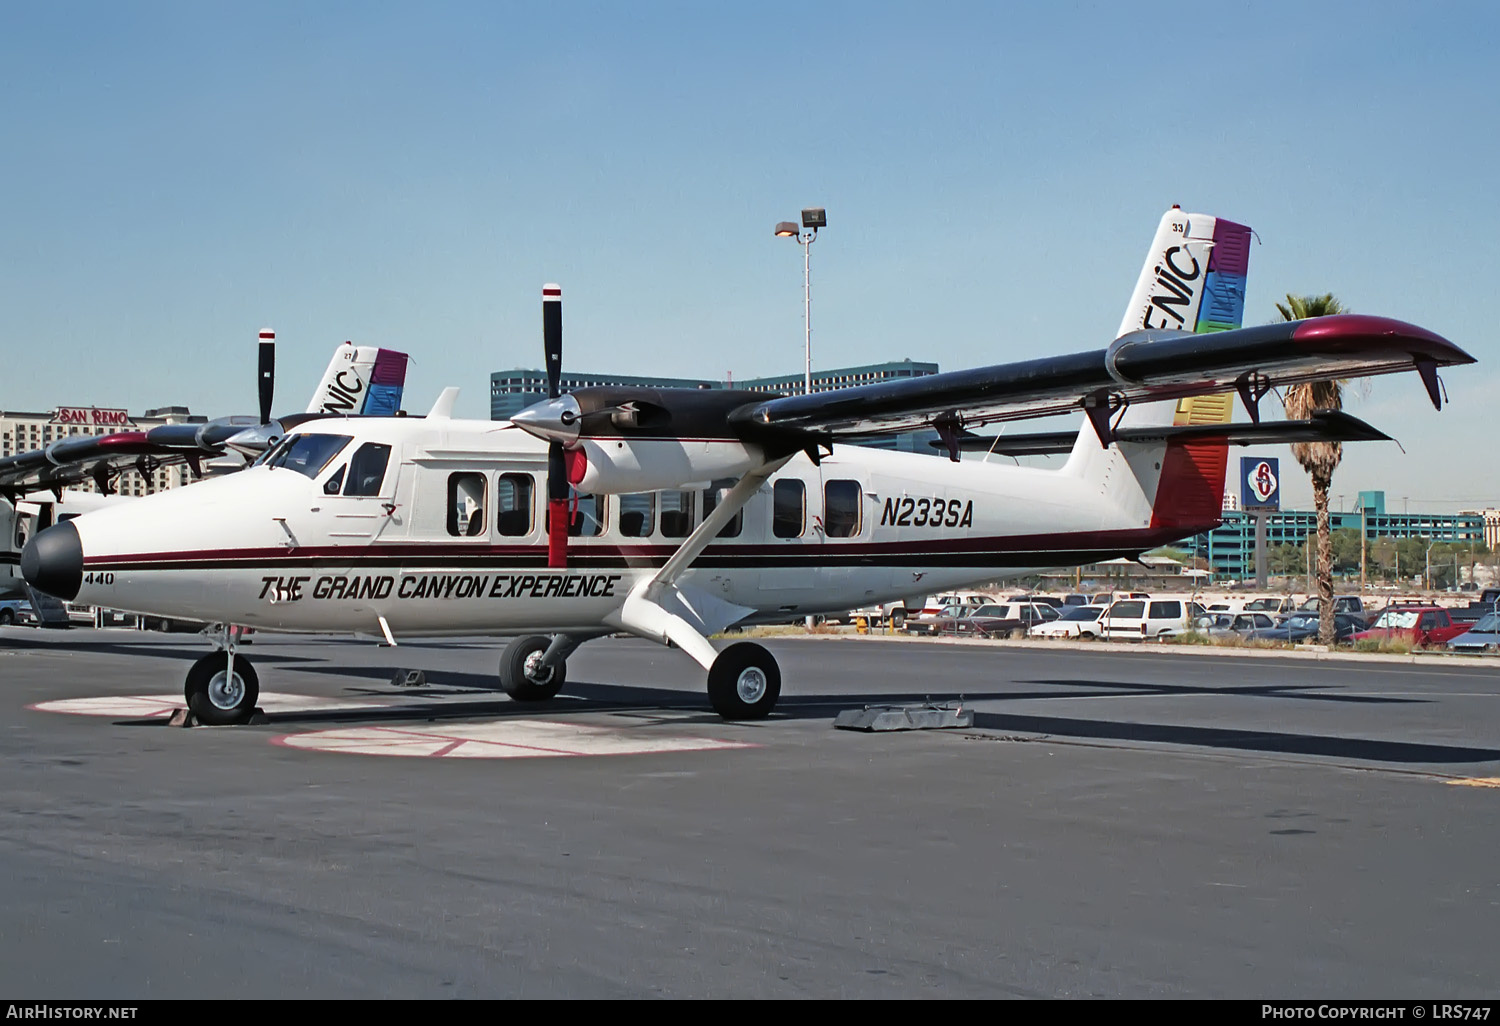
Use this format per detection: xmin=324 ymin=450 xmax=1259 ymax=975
xmin=1450 ymin=588 xmax=1500 ymax=624
xmin=1349 ymin=606 xmax=1470 ymax=647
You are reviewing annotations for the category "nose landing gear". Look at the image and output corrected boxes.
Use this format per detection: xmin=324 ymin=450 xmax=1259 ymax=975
xmin=184 ymin=650 xmax=261 ymax=725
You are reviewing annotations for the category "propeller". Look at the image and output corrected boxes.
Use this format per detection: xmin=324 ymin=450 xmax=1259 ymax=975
xmin=543 ymin=285 xmax=569 ymax=569
xmin=258 ymin=330 xmax=276 ymax=426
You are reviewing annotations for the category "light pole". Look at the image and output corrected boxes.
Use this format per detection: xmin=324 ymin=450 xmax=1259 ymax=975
xmin=775 ymin=208 xmax=826 ymax=395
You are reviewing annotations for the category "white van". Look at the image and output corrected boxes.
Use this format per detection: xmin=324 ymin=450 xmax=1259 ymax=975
xmin=1098 ymin=597 xmax=1205 ymax=639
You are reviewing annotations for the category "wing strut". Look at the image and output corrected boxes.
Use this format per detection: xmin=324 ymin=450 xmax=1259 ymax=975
xmin=606 ymin=455 xmax=792 ymax=670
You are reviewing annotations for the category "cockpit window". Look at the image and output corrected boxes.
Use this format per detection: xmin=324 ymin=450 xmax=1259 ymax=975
xmin=266 ymin=434 xmax=352 ymax=479
xmin=343 ymin=443 xmax=392 ymax=497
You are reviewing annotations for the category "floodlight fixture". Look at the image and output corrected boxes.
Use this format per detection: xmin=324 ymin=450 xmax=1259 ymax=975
xmin=774 ymin=221 xmax=800 ymax=237
xmin=800 ymin=208 xmax=827 ymax=230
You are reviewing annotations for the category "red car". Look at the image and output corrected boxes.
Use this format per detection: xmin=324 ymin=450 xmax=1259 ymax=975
xmin=1349 ymin=606 xmax=1469 ymax=647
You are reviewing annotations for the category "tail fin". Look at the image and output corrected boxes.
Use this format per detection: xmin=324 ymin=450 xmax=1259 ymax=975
xmin=1065 ymin=207 xmax=1253 ymax=534
xmin=1117 ymin=206 xmax=1251 ymax=340
xmin=307 ymin=343 xmax=411 ymax=416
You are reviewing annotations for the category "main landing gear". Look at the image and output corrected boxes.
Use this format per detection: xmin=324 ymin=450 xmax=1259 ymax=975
xmin=497 ymin=634 xmax=783 ymax=720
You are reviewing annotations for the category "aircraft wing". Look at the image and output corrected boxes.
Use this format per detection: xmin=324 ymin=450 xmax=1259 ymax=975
xmin=728 ymin=315 xmax=1474 ymax=438
xmin=0 ymin=341 xmax=412 ymax=498
xmin=0 ymin=432 xmax=182 ymax=497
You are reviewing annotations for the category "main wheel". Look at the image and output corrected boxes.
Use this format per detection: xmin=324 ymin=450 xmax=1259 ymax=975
xmin=889 ymin=609 xmax=906 ymax=629
xmin=184 ymin=652 xmax=260 ymax=726
xmin=707 ymin=642 xmax=781 ymax=720
xmin=0 ymin=609 xmax=14 ymax=626
xmin=499 ymin=635 xmax=566 ymax=701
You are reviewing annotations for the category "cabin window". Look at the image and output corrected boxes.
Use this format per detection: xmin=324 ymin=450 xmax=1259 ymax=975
xmin=619 ymin=493 xmax=655 ymax=538
xmin=266 ymin=433 xmax=351 ymax=479
xmin=323 ymin=465 xmax=346 ymax=495
xmin=773 ymin=479 xmax=804 ymax=539
xmin=546 ymin=492 xmax=605 ymax=536
xmin=496 ymin=473 xmax=534 ymax=536
xmin=343 ymin=443 xmax=392 ymax=496
xmin=447 ymin=473 xmax=487 ymax=537
xmin=660 ymin=492 xmax=692 ymax=538
xmin=702 ymin=481 xmax=743 ymax=538
xmin=824 ymin=480 xmax=862 ymax=538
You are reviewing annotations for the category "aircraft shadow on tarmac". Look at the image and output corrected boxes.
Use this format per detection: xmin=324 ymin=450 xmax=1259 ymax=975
xmin=116 ymin=663 xmax=1500 ymax=767
xmin=1 ymin=634 xmax=322 ymax=665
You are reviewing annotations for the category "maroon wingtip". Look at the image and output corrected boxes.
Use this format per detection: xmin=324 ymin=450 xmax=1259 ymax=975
xmin=1291 ymin=314 xmax=1475 ymax=365
xmin=93 ymin=431 xmax=153 ymax=452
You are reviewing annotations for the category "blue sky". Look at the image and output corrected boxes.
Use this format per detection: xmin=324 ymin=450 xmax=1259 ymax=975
xmin=2 ymin=1 xmax=1496 ymax=511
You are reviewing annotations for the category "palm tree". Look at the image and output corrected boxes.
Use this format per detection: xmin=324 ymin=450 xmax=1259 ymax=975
xmin=1277 ymin=293 xmax=1347 ymax=646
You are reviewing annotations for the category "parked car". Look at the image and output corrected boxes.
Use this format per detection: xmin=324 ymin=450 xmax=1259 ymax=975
xmin=1193 ymin=612 xmax=1278 ymax=638
xmin=909 ymin=592 xmax=1000 ymax=625
xmin=1242 ymin=596 xmax=1301 ymax=617
xmin=1097 ymin=598 xmax=1206 ymax=639
xmin=1061 ymin=593 xmax=1095 ymax=607
xmin=951 ymin=602 xmax=1060 ymax=637
xmin=1294 ymin=595 xmax=1371 ymax=617
xmin=1349 ymin=606 xmax=1469 ymax=647
xmin=906 ymin=601 xmax=992 ymax=635
xmin=1029 ymin=605 xmax=1108 ymax=639
xmin=930 ymin=602 xmax=1059 ymax=639
xmin=0 ymin=599 xmax=36 ymax=626
xmin=1007 ymin=594 xmax=1064 ymax=608
xmin=1247 ymin=612 xmax=1368 ymax=644
xmin=1447 ymin=612 xmax=1500 ymax=653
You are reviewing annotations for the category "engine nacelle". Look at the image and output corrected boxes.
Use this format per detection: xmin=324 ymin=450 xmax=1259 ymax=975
xmin=571 ymin=438 xmax=765 ymax=494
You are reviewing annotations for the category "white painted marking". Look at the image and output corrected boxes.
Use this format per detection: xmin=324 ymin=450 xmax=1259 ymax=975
xmin=273 ymin=719 xmax=757 ymax=759
xmin=29 ymin=692 xmax=397 ymax=718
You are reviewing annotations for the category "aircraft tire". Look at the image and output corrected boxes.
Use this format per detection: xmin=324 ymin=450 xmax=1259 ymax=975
xmin=499 ymin=635 xmax=566 ymax=702
xmin=0 ymin=609 xmax=13 ymax=626
xmin=184 ymin=652 xmax=261 ymax=726
xmin=707 ymin=642 xmax=781 ymax=720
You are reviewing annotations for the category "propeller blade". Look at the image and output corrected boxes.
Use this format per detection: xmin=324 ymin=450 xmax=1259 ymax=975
xmin=543 ymin=284 xmax=562 ymax=399
xmin=543 ymin=285 xmax=568 ymax=568
xmin=258 ymin=330 xmax=276 ymax=425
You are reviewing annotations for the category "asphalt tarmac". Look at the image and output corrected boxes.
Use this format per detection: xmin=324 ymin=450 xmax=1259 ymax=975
xmin=2 ymin=627 xmax=1498 ymax=998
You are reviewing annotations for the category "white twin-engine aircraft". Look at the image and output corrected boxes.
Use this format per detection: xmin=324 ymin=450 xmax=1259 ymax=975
xmin=21 ymin=209 xmax=1474 ymax=724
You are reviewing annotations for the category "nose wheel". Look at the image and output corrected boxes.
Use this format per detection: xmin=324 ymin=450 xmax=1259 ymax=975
xmin=184 ymin=651 xmax=261 ymax=726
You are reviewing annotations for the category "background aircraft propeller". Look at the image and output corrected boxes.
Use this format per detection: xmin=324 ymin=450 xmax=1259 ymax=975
xmin=258 ymin=330 xmax=276 ymax=426
xmin=543 ymin=285 xmax=570 ymax=568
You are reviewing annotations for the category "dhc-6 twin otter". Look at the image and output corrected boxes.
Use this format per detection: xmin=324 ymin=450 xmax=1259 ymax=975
xmin=21 ymin=209 xmax=1475 ymax=724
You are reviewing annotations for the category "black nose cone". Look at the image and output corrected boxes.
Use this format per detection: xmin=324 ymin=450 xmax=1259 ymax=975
xmin=21 ymin=520 xmax=83 ymax=601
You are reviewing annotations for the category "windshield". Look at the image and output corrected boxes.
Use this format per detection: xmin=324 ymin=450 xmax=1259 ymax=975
xmin=1245 ymin=599 xmax=1278 ymax=611
xmin=1284 ymin=615 xmax=1318 ymax=629
xmin=1470 ymin=612 xmax=1500 ymax=633
xmin=266 ymin=434 xmax=352 ymax=479
xmin=1371 ymin=610 xmax=1421 ymax=629
xmin=972 ymin=605 xmax=1006 ymax=617
xmin=1060 ymin=606 xmax=1104 ymax=622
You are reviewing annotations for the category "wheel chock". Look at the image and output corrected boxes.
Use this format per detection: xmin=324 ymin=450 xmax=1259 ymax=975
xmin=833 ymin=699 xmax=973 ymax=732
xmin=167 ymin=707 xmax=267 ymax=727
xmin=391 ymin=669 xmax=427 ymax=687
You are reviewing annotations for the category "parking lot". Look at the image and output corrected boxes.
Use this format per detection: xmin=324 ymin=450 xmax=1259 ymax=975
xmin=3 ymin=627 xmax=1498 ymax=997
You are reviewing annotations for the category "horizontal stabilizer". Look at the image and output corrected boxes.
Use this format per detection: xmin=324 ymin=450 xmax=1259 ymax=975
xmin=933 ymin=410 xmax=1391 ymax=455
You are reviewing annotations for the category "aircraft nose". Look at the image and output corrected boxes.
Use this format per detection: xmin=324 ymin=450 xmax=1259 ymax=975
xmin=21 ymin=520 xmax=83 ymax=601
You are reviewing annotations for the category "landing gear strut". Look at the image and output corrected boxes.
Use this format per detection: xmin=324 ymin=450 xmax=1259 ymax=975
xmin=499 ymin=634 xmax=569 ymax=702
xmin=184 ymin=651 xmax=260 ymax=726
xmin=707 ymin=642 xmax=781 ymax=720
